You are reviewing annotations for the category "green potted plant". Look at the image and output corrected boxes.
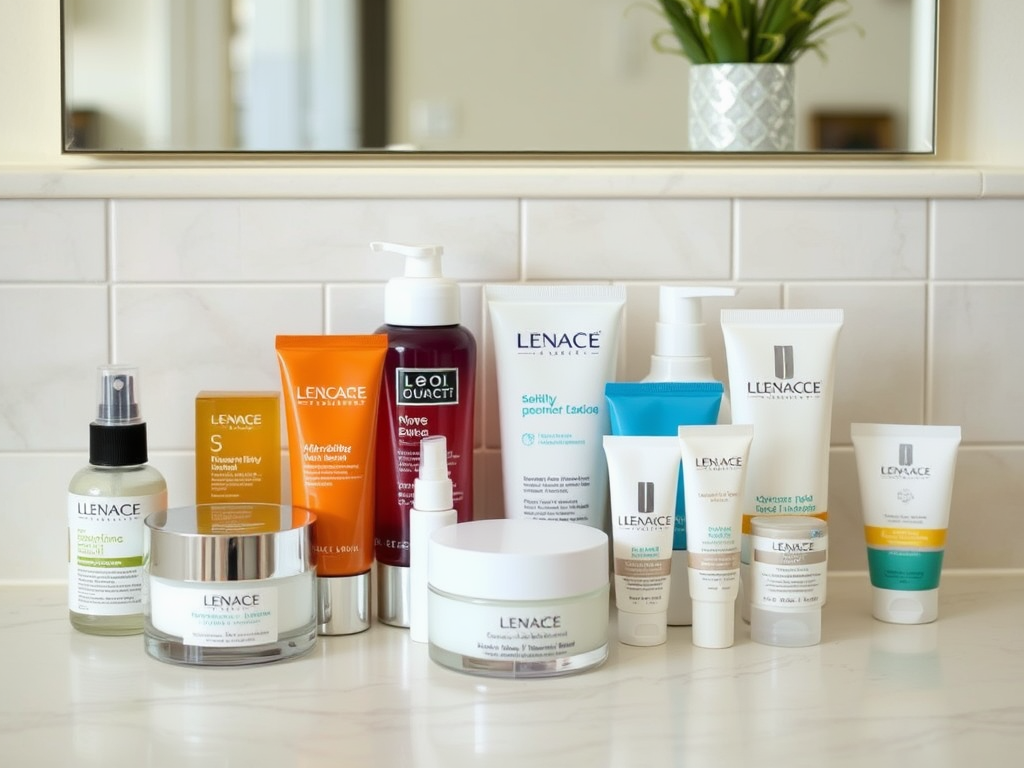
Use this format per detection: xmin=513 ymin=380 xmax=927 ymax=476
xmin=651 ymin=0 xmax=855 ymax=151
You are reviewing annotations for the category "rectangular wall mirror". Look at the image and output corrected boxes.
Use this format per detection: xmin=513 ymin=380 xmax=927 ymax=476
xmin=61 ymin=0 xmax=938 ymax=155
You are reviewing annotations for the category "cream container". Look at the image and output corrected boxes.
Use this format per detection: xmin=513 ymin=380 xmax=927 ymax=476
xmin=750 ymin=515 xmax=828 ymax=647
xmin=427 ymin=518 xmax=610 ymax=678
xmin=143 ymin=503 xmax=317 ymax=666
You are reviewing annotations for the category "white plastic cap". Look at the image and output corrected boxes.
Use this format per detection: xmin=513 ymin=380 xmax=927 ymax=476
xmin=666 ymin=550 xmax=693 ymax=626
xmin=372 ymin=241 xmax=461 ymax=327
xmin=691 ymin=600 xmax=735 ymax=648
xmin=413 ymin=436 xmax=453 ymax=512
xmin=618 ymin=610 xmax=668 ymax=646
xmin=872 ymin=587 xmax=939 ymax=625
xmin=652 ymin=286 xmax=737 ymax=359
xmin=751 ymin=606 xmax=821 ymax=647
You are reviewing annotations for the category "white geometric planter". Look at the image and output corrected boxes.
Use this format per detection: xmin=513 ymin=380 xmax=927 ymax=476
xmin=688 ymin=63 xmax=795 ymax=152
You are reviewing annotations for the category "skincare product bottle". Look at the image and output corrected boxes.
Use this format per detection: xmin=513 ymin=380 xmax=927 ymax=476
xmin=68 ymin=365 xmax=167 ymax=636
xmin=409 ymin=435 xmax=457 ymax=644
xmin=641 ymin=285 xmax=735 ymax=626
xmin=372 ymin=241 xmax=477 ymax=628
xmin=642 ymin=285 xmax=736 ymax=421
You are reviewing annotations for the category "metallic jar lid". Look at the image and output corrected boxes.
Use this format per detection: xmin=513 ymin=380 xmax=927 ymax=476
xmin=144 ymin=503 xmax=315 ymax=582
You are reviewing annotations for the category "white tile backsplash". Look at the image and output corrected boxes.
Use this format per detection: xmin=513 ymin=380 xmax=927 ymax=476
xmin=522 ymin=199 xmax=732 ymax=280
xmin=736 ymin=199 xmax=928 ymax=280
xmin=0 ymin=200 xmax=107 ymax=282
xmin=0 ymin=286 xmax=108 ymax=451
xmin=930 ymin=283 xmax=1024 ymax=441
xmin=112 ymin=199 xmax=521 ymax=282
xmin=933 ymin=199 xmax=1024 ymax=279
xmin=3 ymin=179 xmax=1023 ymax=581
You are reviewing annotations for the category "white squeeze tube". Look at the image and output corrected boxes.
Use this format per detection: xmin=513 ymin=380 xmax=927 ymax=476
xmin=486 ymin=284 xmax=627 ymax=529
xmin=851 ymin=423 xmax=961 ymax=625
xmin=603 ymin=436 xmax=680 ymax=647
xmin=678 ymin=424 xmax=753 ymax=649
xmin=721 ymin=308 xmax=843 ymax=623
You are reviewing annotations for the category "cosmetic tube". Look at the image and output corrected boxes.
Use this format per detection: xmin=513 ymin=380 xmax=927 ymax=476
xmin=851 ymin=423 xmax=961 ymax=624
xmin=603 ymin=436 xmax=680 ymax=646
xmin=605 ymin=381 xmax=723 ymax=627
xmin=721 ymin=308 xmax=843 ymax=622
xmin=678 ymin=424 xmax=753 ymax=648
xmin=276 ymin=335 xmax=388 ymax=635
xmin=486 ymin=284 xmax=626 ymax=529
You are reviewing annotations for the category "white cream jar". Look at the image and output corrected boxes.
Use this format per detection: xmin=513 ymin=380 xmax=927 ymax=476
xmin=143 ymin=504 xmax=317 ymax=666
xmin=427 ymin=518 xmax=609 ymax=678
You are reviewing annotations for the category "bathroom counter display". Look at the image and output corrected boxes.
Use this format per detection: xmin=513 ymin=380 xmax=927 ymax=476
xmin=1 ymin=572 xmax=1021 ymax=767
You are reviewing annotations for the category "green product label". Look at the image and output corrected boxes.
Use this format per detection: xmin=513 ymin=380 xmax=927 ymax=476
xmin=867 ymin=548 xmax=944 ymax=591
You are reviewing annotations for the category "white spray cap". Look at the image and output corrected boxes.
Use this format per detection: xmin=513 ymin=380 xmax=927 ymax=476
xmin=372 ymin=241 xmax=460 ymax=327
xmin=413 ymin=435 xmax=454 ymax=512
xmin=653 ymin=286 xmax=737 ymax=358
xmin=409 ymin=436 xmax=457 ymax=644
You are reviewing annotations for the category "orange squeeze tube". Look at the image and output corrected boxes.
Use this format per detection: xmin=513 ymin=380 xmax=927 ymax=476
xmin=276 ymin=334 xmax=388 ymax=635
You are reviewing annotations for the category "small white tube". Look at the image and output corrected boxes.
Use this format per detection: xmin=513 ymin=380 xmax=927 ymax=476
xmin=603 ymin=436 xmax=679 ymax=646
xmin=851 ymin=423 xmax=961 ymax=624
xmin=487 ymin=284 xmax=626 ymax=529
xmin=678 ymin=424 xmax=754 ymax=649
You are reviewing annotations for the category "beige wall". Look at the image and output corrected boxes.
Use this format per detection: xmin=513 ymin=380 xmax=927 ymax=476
xmin=3 ymin=0 xmax=1024 ymax=164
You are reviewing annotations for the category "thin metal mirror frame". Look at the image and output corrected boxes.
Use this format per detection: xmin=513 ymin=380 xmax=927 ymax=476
xmin=59 ymin=0 xmax=938 ymax=159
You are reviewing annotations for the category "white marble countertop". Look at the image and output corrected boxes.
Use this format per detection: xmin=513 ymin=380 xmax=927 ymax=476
xmin=1 ymin=572 xmax=1022 ymax=768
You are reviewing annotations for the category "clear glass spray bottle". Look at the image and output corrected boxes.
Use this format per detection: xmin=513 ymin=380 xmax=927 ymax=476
xmin=67 ymin=365 xmax=167 ymax=635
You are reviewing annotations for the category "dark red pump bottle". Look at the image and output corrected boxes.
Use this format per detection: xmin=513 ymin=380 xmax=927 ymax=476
xmin=371 ymin=242 xmax=476 ymax=627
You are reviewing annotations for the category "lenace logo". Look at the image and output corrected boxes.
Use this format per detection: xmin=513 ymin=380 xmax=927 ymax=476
xmin=774 ymin=345 xmax=795 ymax=380
xmin=899 ymin=443 xmax=914 ymax=466
xmin=637 ymin=481 xmax=654 ymax=514
xmin=880 ymin=442 xmax=931 ymax=478
xmin=746 ymin=344 xmax=822 ymax=396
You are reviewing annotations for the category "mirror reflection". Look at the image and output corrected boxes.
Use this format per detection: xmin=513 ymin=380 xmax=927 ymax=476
xmin=62 ymin=0 xmax=937 ymax=154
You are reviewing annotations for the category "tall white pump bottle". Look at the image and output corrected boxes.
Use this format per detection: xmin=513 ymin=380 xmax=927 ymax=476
xmin=372 ymin=241 xmax=476 ymax=629
xmin=643 ymin=286 xmax=736 ymax=626
xmin=642 ymin=285 xmax=736 ymax=422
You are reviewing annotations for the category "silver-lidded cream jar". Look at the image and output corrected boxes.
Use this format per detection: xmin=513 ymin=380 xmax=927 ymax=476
xmin=427 ymin=518 xmax=609 ymax=678
xmin=143 ymin=504 xmax=317 ymax=666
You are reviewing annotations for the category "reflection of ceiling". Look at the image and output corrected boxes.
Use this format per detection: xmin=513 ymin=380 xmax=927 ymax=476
xmin=62 ymin=0 xmax=936 ymax=154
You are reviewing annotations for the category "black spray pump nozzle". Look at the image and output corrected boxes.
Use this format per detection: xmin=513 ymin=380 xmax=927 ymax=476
xmin=95 ymin=366 xmax=142 ymax=426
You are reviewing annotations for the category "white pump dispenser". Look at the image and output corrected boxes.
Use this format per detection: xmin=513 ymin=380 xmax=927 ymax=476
xmin=371 ymin=241 xmax=460 ymax=326
xmin=642 ymin=286 xmax=736 ymax=628
xmin=409 ymin=435 xmax=457 ymax=644
xmin=643 ymin=286 xmax=737 ymax=384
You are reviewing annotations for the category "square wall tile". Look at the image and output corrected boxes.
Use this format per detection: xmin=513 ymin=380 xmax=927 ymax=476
xmin=788 ymin=283 xmax=927 ymax=443
xmin=0 ymin=200 xmax=106 ymax=281
xmin=112 ymin=285 xmax=323 ymax=450
xmin=522 ymin=199 xmax=731 ymax=281
xmin=931 ymin=283 xmax=1024 ymax=441
xmin=736 ymin=199 xmax=927 ymax=280
xmin=111 ymin=199 xmax=520 ymax=282
xmin=0 ymin=454 xmax=85 ymax=581
xmin=947 ymin=447 xmax=1024 ymax=567
xmin=0 ymin=286 xmax=108 ymax=451
xmin=933 ymin=199 xmax=1024 ymax=279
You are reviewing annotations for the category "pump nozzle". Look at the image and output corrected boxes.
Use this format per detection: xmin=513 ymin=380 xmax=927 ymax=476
xmin=413 ymin=436 xmax=454 ymax=512
xmin=372 ymin=241 xmax=460 ymax=326
xmin=95 ymin=365 xmax=142 ymax=426
xmin=653 ymin=286 xmax=738 ymax=359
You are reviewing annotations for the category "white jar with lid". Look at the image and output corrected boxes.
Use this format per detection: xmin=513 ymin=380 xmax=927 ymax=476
xmin=427 ymin=518 xmax=610 ymax=678
xmin=750 ymin=515 xmax=828 ymax=647
xmin=143 ymin=503 xmax=317 ymax=666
